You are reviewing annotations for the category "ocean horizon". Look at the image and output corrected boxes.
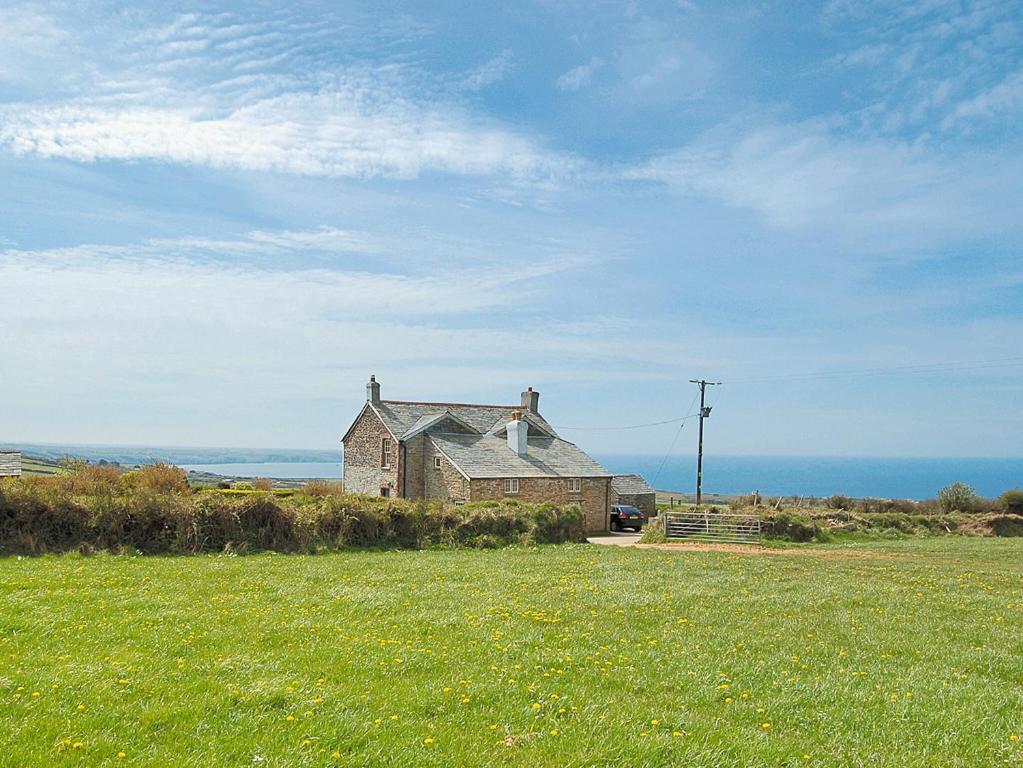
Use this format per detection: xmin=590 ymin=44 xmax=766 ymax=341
xmin=181 ymin=454 xmax=1022 ymax=501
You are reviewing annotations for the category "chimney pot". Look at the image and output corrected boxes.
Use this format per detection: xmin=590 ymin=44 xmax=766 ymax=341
xmin=520 ymin=387 xmax=540 ymax=413
xmin=366 ymin=375 xmax=381 ymax=404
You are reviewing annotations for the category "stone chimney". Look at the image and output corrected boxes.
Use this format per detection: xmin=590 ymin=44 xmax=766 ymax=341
xmin=366 ymin=375 xmax=381 ymax=404
xmin=507 ymin=410 xmax=528 ymax=456
xmin=520 ymin=386 xmax=539 ymax=413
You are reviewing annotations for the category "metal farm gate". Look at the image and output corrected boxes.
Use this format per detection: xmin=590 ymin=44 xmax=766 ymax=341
xmin=663 ymin=510 xmax=761 ymax=545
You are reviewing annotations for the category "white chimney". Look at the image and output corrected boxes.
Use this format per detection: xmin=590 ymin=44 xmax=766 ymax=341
xmin=507 ymin=411 xmax=528 ymax=456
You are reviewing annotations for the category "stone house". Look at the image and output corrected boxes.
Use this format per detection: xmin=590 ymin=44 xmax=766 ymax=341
xmin=341 ymin=376 xmax=612 ymax=531
xmin=610 ymin=474 xmax=656 ymax=518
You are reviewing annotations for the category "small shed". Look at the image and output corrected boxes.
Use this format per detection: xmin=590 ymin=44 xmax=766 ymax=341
xmin=611 ymin=474 xmax=656 ymax=517
xmin=0 ymin=451 xmax=22 ymax=477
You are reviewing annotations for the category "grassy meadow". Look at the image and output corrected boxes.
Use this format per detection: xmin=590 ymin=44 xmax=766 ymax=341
xmin=2 ymin=539 xmax=1022 ymax=767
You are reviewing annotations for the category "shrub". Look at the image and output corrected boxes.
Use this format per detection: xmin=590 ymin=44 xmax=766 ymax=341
xmin=999 ymin=489 xmax=1023 ymax=515
xmin=938 ymin=482 xmax=980 ymax=513
xmin=122 ymin=463 xmax=190 ymax=493
xmin=761 ymin=512 xmax=825 ymax=543
xmin=301 ymin=480 xmax=344 ymax=497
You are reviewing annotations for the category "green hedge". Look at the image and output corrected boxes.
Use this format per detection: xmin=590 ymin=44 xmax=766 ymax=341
xmin=0 ymin=476 xmax=585 ymax=555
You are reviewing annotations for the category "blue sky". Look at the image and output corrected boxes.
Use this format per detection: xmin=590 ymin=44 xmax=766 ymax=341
xmin=1 ymin=0 xmax=1021 ymax=457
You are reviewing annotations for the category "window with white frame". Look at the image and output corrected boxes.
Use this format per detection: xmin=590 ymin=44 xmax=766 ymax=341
xmin=434 ymin=456 xmax=442 ymax=469
xmin=504 ymin=478 xmax=519 ymax=495
xmin=381 ymin=438 xmax=392 ymax=468
xmin=568 ymin=478 xmax=582 ymax=494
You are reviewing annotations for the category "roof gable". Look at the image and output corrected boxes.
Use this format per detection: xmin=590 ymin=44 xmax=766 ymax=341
xmin=370 ymin=400 xmax=559 ymax=441
xmin=341 ymin=402 xmax=399 ymax=445
xmin=400 ymin=411 xmax=478 ymax=440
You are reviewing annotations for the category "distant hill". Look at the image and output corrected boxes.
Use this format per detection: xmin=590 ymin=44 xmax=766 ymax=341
xmin=0 ymin=443 xmax=340 ymax=466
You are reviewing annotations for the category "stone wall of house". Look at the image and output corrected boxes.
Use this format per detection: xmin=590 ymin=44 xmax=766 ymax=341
xmin=423 ymin=440 xmax=470 ymax=503
xmin=469 ymin=476 xmax=609 ymax=531
xmin=611 ymin=491 xmax=657 ymax=518
xmin=342 ymin=408 xmax=399 ymax=496
xmin=402 ymin=434 xmax=426 ymax=498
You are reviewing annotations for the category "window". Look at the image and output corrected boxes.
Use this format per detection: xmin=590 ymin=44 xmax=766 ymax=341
xmin=568 ymin=478 xmax=582 ymax=494
xmin=434 ymin=456 xmax=442 ymax=469
xmin=381 ymin=438 xmax=392 ymax=468
xmin=380 ymin=486 xmax=390 ymax=497
xmin=504 ymin=478 xmax=519 ymax=495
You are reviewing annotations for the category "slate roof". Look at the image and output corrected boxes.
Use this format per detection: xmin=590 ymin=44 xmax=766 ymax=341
xmin=612 ymin=474 xmax=655 ymax=495
xmin=372 ymin=400 xmax=557 ymax=440
xmin=430 ymin=434 xmax=611 ymax=479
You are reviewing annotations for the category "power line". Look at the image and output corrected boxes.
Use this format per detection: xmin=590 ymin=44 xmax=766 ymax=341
xmin=554 ymin=412 xmax=701 ymax=431
xmin=650 ymin=389 xmax=702 ymax=489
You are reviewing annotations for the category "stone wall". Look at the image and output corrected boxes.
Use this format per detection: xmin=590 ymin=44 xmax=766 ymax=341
xmin=470 ymin=476 xmax=609 ymax=532
xmin=342 ymin=408 xmax=399 ymax=496
xmin=611 ymin=491 xmax=657 ymax=518
xmin=423 ymin=440 xmax=470 ymax=503
xmin=402 ymin=434 xmax=426 ymax=498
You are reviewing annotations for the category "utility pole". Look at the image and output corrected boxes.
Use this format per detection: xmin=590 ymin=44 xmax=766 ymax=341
xmin=690 ymin=379 xmax=721 ymax=507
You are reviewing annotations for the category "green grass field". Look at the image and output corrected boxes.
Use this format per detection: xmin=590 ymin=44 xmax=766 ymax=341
xmin=2 ymin=539 xmax=1022 ymax=767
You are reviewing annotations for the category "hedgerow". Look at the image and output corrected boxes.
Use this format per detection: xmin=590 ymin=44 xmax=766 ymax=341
xmin=0 ymin=468 xmax=584 ymax=555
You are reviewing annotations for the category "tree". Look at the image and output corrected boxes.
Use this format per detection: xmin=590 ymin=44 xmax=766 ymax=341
xmin=938 ymin=482 xmax=979 ymax=513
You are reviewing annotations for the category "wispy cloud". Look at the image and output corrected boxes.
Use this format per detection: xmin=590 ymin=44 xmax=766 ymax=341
xmin=555 ymin=57 xmax=604 ymax=92
xmin=624 ymin=119 xmax=1018 ymax=244
xmin=460 ymin=50 xmax=514 ymax=91
xmin=0 ymin=86 xmax=578 ymax=179
xmin=0 ymin=12 xmax=577 ymax=181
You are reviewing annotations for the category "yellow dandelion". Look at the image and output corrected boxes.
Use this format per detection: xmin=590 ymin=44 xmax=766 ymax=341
xmin=423 ymin=737 xmax=434 ymax=745
xmin=286 ymin=715 xmax=295 ymax=722
xmin=532 ymin=703 xmax=541 ymax=710
xmin=72 ymin=742 xmax=84 ymax=750
xmin=673 ymin=731 xmax=683 ymax=738
xmin=761 ymin=722 xmax=771 ymax=730
xmin=117 ymin=752 xmax=126 ymax=759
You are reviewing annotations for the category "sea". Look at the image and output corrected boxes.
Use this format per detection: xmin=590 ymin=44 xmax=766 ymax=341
xmin=182 ymin=455 xmax=1023 ymax=501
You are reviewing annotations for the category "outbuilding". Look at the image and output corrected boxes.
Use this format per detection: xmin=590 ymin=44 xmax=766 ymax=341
xmin=611 ymin=474 xmax=656 ymax=518
xmin=0 ymin=451 xmax=22 ymax=477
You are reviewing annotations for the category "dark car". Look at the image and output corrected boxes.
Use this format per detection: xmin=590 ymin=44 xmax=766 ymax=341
xmin=610 ymin=504 xmax=645 ymax=531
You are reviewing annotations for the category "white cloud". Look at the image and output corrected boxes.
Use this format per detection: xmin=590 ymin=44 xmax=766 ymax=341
xmin=461 ymin=50 xmax=514 ymax=91
xmin=555 ymin=57 xmax=604 ymax=91
xmin=945 ymin=69 xmax=1023 ymax=126
xmin=0 ymin=11 xmax=577 ymax=182
xmin=0 ymin=79 xmax=579 ymax=180
xmin=624 ymin=120 xmax=1014 ymax=242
